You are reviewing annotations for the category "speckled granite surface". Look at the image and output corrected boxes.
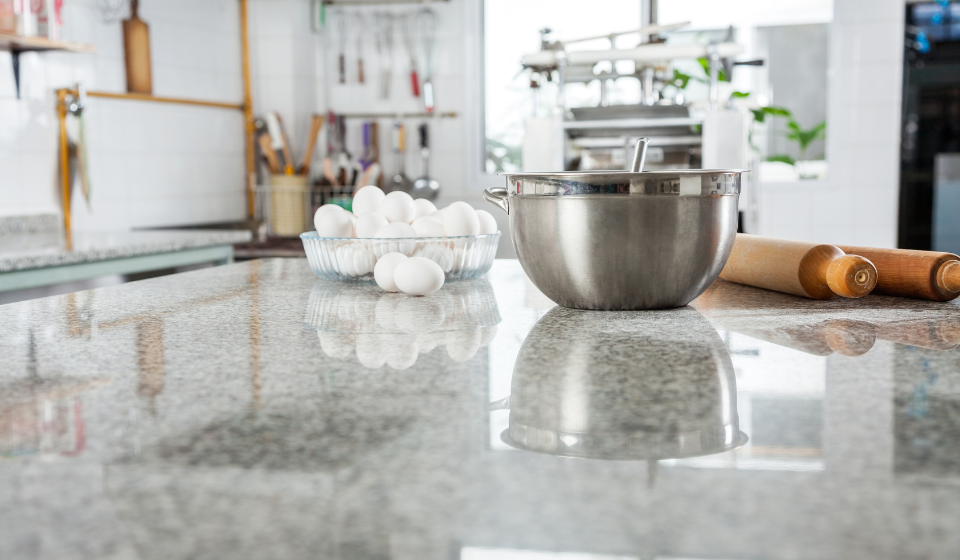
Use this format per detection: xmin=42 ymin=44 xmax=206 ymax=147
xmin=0 ymin=214 xmax=61 ymax=235
xmin=0 ymin=229 xmax=252 ymax=272
xmin=1 ymin=259 xmax=959 ymax=560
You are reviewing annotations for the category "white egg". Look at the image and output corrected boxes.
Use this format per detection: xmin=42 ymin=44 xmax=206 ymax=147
xmin=395 ymin=298 xmax=445 ymax=333
xmin=372 ymin=222 xmax=417 ymax=257
xmin=355 ymin=333 xmax=386 ymax=368
xmin=334 ymin=245 xmax=358 ymax=276
xmin=413 ymin=242 xmax=454 ymax=273
xmin=336 ymin=243 xmax=376 ymax=277
xmin=383 ymin=333 xmax=419 ymax=370
xmin=316 ymin=203 xmax=344 ymax=217
xmin=352 ymin=185 xmax=385 ymax=216
xmin=411 ymin=216 xmax=447 ymax=238
xmin=429 ymin=208 xmax=446 ymax=220
xmin=446 ymin=329 xmax=481 ymax=362
xmin=374 ymin=252 xmax=408 ymax=292
xmin=355 ymin=212 xmax=389 ymax=238
xmin=314 ymin=205 xmax=354 ymax=238
xmin=380 ymin=191 xmax=417 ymax=224
xmin=318 ymin=331 xmax=355 ymax=359
xmin=442 ymin=201 xmax=481 ymax=237
xmin=475 ymin=209 xmax=498 ymax=235
xmin=413 ymin=198 xmax=438 ymax=219
xmin=394 ymin=257 xmax=445 ymax=296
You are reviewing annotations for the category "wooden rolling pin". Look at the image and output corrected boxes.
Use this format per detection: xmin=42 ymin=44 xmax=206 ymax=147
xmin=835 ymin=246 xmax=960 ymax=301
xmin=720 ymin=234 xmax=878 ymax=299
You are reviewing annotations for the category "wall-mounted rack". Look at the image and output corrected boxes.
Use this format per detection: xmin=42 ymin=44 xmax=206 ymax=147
xmin=0 ymin=33 xmax=96 ymax=98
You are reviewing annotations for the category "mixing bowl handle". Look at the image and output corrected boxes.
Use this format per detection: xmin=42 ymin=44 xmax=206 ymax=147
xmin=483 ymin=187 xmax=510 ymax=214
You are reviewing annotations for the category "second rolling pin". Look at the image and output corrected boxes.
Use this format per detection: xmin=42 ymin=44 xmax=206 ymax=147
xmin=720 ymin=234 xmax=878 ymax=299
xmin=835 ymin=246 xmax=960 ymax=301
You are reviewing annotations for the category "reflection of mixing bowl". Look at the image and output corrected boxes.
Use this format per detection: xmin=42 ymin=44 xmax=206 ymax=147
xmin=501 ymin=306 xmax=746 ymax=460
xmin=304 ymin=279 xmax=501 ymax=369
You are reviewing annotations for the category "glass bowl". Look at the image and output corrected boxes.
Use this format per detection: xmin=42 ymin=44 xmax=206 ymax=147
xmin=300 ymin=231 xmax=501 ymax=282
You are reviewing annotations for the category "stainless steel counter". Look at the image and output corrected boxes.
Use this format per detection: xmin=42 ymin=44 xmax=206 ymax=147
xmin=1 ymin=258 xmax=959 ymax=560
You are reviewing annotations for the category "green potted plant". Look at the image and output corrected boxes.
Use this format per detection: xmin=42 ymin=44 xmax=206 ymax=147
xmin=752 ymin=106 xmax=826 ymax=180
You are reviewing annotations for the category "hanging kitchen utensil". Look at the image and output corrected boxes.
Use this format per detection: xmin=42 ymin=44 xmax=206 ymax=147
xmin=322 ymin=111 xmax=339 ymax=186
xmin=400 ymin=13 xmax=420 ymax=97
xmin=416 ymin=7 xmax=437 ymax=112
xmin=354 ymin=12 xmax=365 ymax=84
xmin=65 ymin=86 xmax=92 ymax=209
xmin=390 ymin=120 xmax=412 ymax=193
xmin=376 ymin=12 xmax=393 ymax=99
xmin=359 ymin=121 xmax=382 ymax=187
xmin=412 ymin=122 xmax=439 ymax=200
xmin=334 ymin=114 xmax=354 ymax=186
xmin=123 ymin=0 xmax=152 ymax=94
xmin=336 ymin=9 xmax=347 ymax=84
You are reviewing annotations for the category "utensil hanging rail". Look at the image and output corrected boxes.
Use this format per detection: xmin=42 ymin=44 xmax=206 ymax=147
xmin=336 ymin=111 xmax=458 ymax=119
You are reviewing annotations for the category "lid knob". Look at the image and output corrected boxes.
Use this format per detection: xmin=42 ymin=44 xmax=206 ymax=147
xmin=631 ymin=137 xmax=648 ymax=172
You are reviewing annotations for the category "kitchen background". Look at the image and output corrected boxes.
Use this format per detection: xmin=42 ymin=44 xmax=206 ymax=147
xmin=0 ymin=0 xmax=923 ymax=252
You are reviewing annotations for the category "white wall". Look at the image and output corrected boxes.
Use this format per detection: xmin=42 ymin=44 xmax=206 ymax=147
xmin=758 ymin=0 xmax=904 ymax=247
xmin=0 ymin=0 xmax=247 ymax=229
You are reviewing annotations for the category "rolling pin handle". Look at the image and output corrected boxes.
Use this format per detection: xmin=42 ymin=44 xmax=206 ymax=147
xmin=938 ymin=260 xmax=960 ymax=294
xmin=826 ymin=255 xmax=878 ymax=298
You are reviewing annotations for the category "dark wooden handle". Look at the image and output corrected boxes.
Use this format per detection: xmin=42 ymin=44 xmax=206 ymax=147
xmin=835 ymin=245 xmax=960 ymax=301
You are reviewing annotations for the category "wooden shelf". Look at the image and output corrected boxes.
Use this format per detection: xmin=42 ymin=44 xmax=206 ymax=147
xmin=0 ymin=33 xmax=95 ymax=54
xmin=1 ymin=34 xmax=95 ymax=98
xmin=85 ymin=91 xmax=243 ymax=111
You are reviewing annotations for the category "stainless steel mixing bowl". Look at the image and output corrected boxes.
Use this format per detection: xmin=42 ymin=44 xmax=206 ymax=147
xmin=484 ymin=173 xmax=742 ymax=310
xmin=485 ymin=142 xmax=744 ymax=310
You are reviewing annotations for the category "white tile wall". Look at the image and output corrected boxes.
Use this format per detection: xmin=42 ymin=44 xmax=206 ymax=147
xmin=0 ymin=0 xmax=247 ymax=230
xmin=758 ymin=0 xmax=905 ymax=248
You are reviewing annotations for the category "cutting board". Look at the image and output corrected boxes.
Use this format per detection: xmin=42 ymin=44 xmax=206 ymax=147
xmin=123 ymin=0 xmax=152 ymax=94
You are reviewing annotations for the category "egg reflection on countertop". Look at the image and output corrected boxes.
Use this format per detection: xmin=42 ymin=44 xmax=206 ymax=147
xmin=304 ymin=279 xmax=501 ymax=369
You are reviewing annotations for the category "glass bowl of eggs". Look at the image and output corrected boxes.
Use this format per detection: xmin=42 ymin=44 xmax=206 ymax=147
xmin=301 ymin=187 xmax=502 ymax=283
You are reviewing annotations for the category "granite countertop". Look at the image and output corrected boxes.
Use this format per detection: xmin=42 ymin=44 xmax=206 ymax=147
xmin=0 ymin=229 xmax=253 ymax=272
xmin=1 ymin=258 xmax=959 ymax=559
